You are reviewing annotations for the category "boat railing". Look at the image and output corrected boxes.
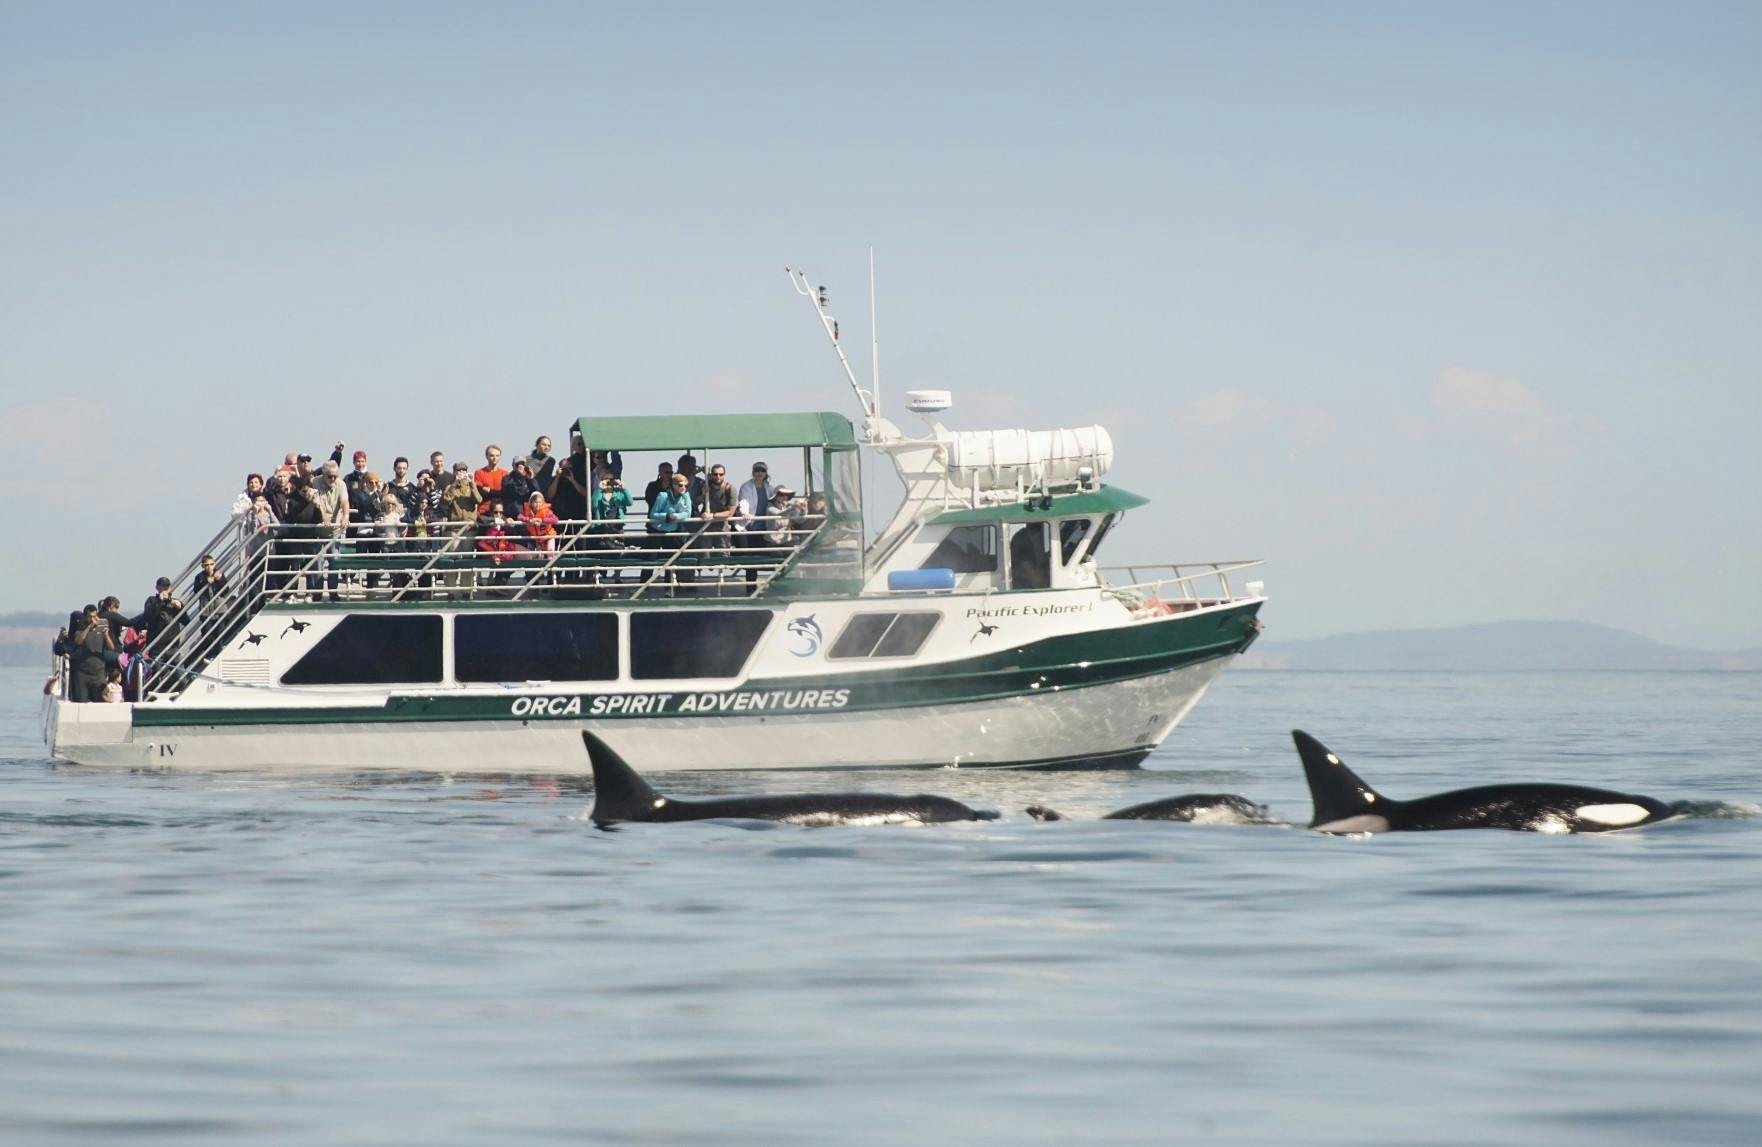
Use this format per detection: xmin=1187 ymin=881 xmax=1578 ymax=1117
xmin=130 ymin=514 xmax=848 ymax=698
xmin=1098 ymin=561 xmax=1265 ymax=618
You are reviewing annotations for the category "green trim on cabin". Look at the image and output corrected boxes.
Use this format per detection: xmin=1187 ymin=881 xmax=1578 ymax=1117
xmin=133 ymin=601 xmax=1261 ymax=728
xmin=574 ymin=411 xmax=857 ymax=451
xmin=929 ymin=485 xmax=1149 ymax=525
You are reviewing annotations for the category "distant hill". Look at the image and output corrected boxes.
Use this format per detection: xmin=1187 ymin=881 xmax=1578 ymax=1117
xmin=0 ymin=610 xmax=67 ymax=666
xmin=1239 ymin=620 xmax=1762 ymax=671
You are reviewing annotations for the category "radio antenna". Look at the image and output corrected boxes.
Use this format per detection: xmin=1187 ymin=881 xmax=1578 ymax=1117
xmin=787 ymin=265 xmax=876 ymax=437
xmin=869 ymin=247 xmax=880 ymax=430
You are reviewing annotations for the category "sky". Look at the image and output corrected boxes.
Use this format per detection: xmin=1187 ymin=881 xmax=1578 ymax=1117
xmin=2 ymin=2 xmax=1758 ymax=647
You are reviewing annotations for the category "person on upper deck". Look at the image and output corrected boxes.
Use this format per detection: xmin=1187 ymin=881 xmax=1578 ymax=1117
xmin=590 ymin=466 xmax=631 ymax=543
xmin=549 ymin=452 xmax=589 ymax=523
xmin=528 ymin=436 xmax=558 ymax=494
xmin=699 ymin=463 xmax=736 ymax=536
xmin=422 ymin=450 xmax=448 ymax=489
xmin=386 ymin=458 xmax=418 ymax=528
xmin=344 ymin=449 xmax=370 ymax=495
xmin=501 ymin=457 xmax=537 ymax=519
xmin=642 ymin=462 xmax=675 ymax=520
xmin=521 ymin=492 xmax=560 ymax=553
xmin=264 ymin=471 xmax=293 ymax=521
xmin=735 ymin=461 xmax=776 ymax=588
xmin=232 ymin=474 xmax=267 ymax=518
xmin=474 ymin=445 xmax=508 ymax=513
xmin=313 ymin=461 xmax=350 ymax=540
xmin=676 ymin=454 xmax=706 ymax=515
xmin=648 ymin=472 xmax=693 ymax=543
xmin=312 ymin=462 xmax=350 ymax=600
xmin=442 ymin=462 xmax=479 ymax=524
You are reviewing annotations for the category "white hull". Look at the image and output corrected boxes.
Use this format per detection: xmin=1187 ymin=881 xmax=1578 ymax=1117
xmin=44 ymin=657 xmax=1232 ymax=774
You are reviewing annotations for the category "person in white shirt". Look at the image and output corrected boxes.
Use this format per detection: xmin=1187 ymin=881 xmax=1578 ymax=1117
xmin=735 ymin=461 xmax=775 ymax=591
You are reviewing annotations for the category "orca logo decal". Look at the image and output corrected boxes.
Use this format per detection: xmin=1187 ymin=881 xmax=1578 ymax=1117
xmin=787 ymin=615 xmax=823 ymax=657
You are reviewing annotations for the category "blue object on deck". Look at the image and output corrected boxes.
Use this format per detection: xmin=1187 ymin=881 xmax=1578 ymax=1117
xmin=888 ymin=568 xmax=957 ymax=592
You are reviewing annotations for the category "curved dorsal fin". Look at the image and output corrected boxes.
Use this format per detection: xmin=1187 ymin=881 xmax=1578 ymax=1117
xmin=1292 ymin=729 xmax=1391 ymax=829
xmin=584 ymin=732 xmax=666 ymax=823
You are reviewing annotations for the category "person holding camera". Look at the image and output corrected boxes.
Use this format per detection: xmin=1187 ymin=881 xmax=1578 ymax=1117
xmin=591 ymin=468 xmax=632 ymax=545
xmin=68 ymin=605 xmax=115 ymax=703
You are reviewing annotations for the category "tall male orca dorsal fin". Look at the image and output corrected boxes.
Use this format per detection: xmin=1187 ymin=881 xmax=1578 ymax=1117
xmin=583 ymin=732 xmax=668 ymax=822
xmin=1292 ymin=729 xmax=1396 ymax=830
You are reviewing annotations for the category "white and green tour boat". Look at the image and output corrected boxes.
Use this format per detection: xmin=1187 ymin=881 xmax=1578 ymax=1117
xmin=43 ymin=271 xmax=1264 ymax=773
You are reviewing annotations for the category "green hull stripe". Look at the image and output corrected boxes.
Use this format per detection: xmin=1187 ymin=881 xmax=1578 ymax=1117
xmin=134 ymin=603 xmax=1260 ymax=729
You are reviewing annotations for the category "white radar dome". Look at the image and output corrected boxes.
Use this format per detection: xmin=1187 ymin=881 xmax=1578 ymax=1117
xmin=906 ymin=389 xmax=953 ymax=414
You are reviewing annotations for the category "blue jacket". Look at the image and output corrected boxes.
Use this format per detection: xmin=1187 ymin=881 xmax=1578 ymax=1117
xmin=648 ymin=490 xmax=693 ymax=533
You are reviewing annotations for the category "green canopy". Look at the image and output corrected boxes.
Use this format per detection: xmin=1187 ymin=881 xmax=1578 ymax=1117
xmin=574 ymin=411 xmax=856 ymax=451
xmin=931 ymin=485 xmax=1149 ymax=524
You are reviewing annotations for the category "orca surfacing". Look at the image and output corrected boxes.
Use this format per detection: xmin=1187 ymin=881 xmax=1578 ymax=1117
xmin=583 ymin=733 xmax=1000 ymax=827
xmin=1026 ymin=795 xmax=1274 ymax=824
xmin=1293 ymin=729 xmax=1675 ymax=834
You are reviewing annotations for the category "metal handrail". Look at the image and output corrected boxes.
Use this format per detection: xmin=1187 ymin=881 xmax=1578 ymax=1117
xmin=1098 ymin=560 xmax=1264 ymax=614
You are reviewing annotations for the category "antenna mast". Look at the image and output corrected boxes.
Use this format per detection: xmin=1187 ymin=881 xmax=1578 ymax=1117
xmin=787 ymin=265 xmax=877 ymax=439
xmin=869 ymin=248 xmax=880 ymax=432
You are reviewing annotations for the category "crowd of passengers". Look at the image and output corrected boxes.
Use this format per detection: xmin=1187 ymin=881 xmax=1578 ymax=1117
xmin=231 ymin=431 xmax=826 ymax=576
xmin=53 ymin=431 xmax=833 ymax=701
xmin=52 ymin=575 xmax=204 ymax=703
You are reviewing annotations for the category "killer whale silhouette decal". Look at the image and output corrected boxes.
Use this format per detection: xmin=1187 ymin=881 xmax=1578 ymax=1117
xmin=1293 ymin=729 xmax=1677 ymax=834
xmin=583 ymin=732 xmax=1000 ymax=827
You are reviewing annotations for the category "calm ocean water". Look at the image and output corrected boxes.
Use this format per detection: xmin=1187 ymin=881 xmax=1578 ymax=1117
xmin=2 ymin=665 xmax=1759 ymax=1146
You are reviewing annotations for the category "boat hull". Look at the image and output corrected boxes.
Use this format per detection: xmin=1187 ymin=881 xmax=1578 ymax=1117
xmin=45 ymin=653 xmax=1235 ymax=773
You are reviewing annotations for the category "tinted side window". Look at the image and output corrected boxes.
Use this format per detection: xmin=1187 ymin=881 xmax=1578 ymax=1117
xmin=922 ymin=525 xmax=996 ymax=573
xmin=456 ymin=613 xmax=618 ymax=682
xmin=830 ymin=612 xmax=940 ymax=660
xmin=630 ymin=611 xmax=773 ymax=679
xmin=873 ymin=612 xmax=939 ymax=658
xmin=281 ymin=615 xmax=442 ymax=685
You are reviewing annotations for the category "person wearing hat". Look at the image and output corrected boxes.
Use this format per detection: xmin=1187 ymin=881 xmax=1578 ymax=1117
xmin=736 ymin=462 xmax=776 ymax=589
xmin=766 ymin=485 xmax=802 ymax=547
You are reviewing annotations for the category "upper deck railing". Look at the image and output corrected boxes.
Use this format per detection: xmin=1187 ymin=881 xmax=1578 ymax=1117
xmin=124 ymin=512 xmax=859 ymax=699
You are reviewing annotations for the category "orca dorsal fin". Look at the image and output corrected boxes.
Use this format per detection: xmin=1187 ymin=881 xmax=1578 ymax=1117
xmin=584 ymin=732 xmax=668 ymax=823
xmin=1292 ymin=729 xmax=1394 ymax=830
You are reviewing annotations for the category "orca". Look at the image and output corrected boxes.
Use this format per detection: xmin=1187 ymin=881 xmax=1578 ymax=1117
xmin=1293 ymin=729 xmax=1675 ymax=834
xmin=583 ymin=732 xmax=1000 ymax=827
xmin=1026 ymin=795 xmax=1274 ymax=824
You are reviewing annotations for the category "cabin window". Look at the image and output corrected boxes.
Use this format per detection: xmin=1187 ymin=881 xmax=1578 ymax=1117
xmin=1059 ymin=518 xmax=1093 ymax=565
xmin=1007 ymin=523 xmax=1051 ymax=589
xmin=280 ymin=615 xmax=443 ymax=685
xmin=1085 ymin=513 xmax=1119 ymax=561
xmin=455 ymin=613 xmax=618 ymax=683
xmin=922 ymin=525 xmax=997 ymax=573
xmin=829 ymin=612 xmax=941 ymax=660
xmin=630 ymin=610 xmax=773 ymax=679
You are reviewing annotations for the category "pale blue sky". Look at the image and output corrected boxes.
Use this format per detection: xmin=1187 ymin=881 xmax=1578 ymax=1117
xmin=3 ymin=2 xmax=1757 ymax=646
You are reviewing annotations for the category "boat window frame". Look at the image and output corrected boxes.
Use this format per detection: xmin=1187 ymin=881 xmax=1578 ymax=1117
xmin=827 ymin=610 xmax=942 ymax=661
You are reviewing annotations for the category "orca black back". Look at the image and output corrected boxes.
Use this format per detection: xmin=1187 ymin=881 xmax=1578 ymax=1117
xmin=1293 ymin=729 xmax=1674 ymax=834
xmin=583 ymin=732 xmax=999 ymax=826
